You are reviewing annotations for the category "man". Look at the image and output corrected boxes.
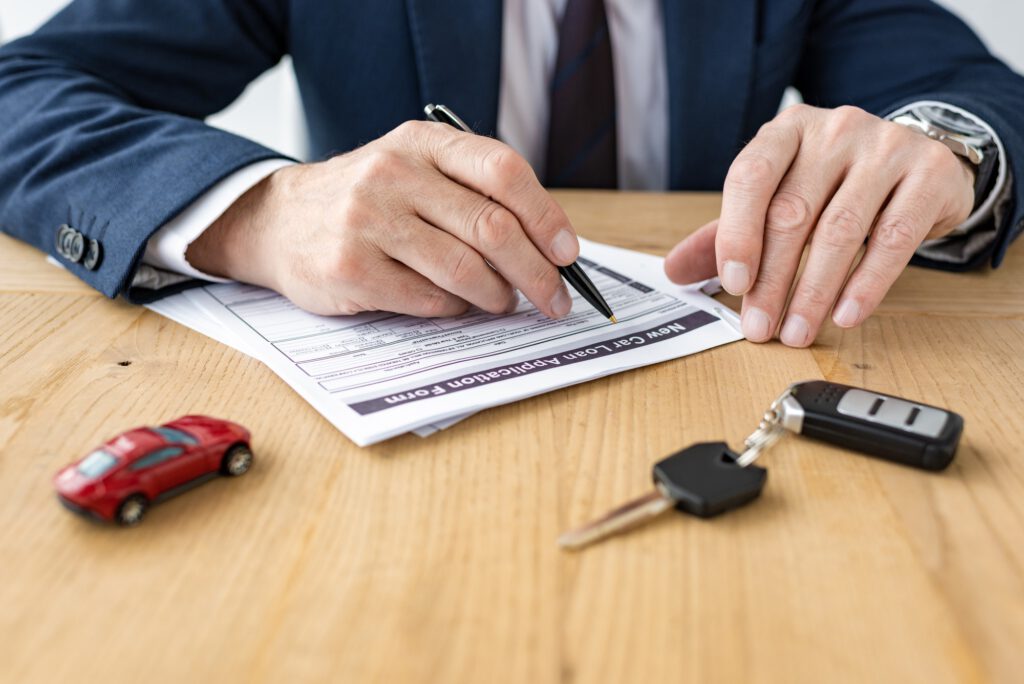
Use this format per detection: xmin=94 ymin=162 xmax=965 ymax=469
xmin=1 ymin=0 xmax=1021 ymax=347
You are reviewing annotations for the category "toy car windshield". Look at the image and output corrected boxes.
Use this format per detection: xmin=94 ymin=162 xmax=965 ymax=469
xmin=150 ymin=427 xmax=198 ymax=445
xmin=77 ymin=450 xmax=118 ymax=478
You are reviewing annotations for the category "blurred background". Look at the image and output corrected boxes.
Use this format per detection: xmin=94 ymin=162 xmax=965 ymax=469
xmin=2 ymin=0 xmax=1022 ymax=163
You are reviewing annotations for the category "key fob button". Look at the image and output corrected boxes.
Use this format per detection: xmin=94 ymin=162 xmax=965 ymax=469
xmin=836 ymin=389 xmax=948 ymax=438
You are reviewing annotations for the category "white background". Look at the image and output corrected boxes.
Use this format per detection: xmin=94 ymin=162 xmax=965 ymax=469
xmin=2 ymin=0 xmax=1022 ymax=161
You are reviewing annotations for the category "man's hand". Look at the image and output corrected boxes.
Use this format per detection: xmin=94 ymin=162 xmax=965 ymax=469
xmin=664 ymin=104 xmax=976 ymax=347
xmin=186 ymin=121 xmax=580 ymax=318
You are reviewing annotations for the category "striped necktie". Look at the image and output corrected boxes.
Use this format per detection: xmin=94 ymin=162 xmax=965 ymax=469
xmin=544 ymin=0 xmax=618 ymax=188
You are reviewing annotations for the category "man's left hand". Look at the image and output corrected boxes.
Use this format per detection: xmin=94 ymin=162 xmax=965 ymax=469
xmin=664 ymin=104 xmax=975 ymax=347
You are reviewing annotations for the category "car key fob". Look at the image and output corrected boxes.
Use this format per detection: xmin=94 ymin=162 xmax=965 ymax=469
xmin=779 ymin=381 xmax=964 ymax=471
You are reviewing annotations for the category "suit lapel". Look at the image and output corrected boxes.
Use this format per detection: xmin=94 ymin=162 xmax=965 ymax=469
xmin=662 ymin=0 xmax=757 ymax=190
xmin=405 ymin=0 xmax=503 ymax=136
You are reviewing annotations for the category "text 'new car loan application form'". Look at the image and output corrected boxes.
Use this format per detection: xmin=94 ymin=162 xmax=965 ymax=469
xmin=147 ymin=239 xmax=743 ymax=445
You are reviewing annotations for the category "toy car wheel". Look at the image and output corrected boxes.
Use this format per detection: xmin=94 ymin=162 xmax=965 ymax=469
xmin=116 ymin=495 xmax=148 ymax=526
xmin=221 ymin=444 xmax=253 ymax=476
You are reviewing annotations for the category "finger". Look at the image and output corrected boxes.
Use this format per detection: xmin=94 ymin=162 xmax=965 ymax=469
xmin=778 ymin=164 xmax=895 ymax=347
xmin=832 ymin=175 xmax=942 ymax=329
xmin=360 ymin=258 xmax=471 ymax=318
xmin=716 ymin=115 xmax=802 ymax=295
xmin=381 ymin=216 xmax=518 ymax=314
xmin=664 ymin=220 xmax=719 ymax=284
xmin=407 ymin=122 xmax=581 ymax=266
xmin=739 ymin=144 xmax=847 ymax=342
xmin=409 ymin=170 xmax=571 ymax=318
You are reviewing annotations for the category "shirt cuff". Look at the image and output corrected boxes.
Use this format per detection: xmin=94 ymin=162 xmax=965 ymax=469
xmin=887 ymin=101 xmax=1009 ymax=264
xmin=133 ymin=158 xmax=294 ymax=287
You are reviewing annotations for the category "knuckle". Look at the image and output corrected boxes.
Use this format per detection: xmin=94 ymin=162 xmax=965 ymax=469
xmin=834 ymin=105 xmax=868 ymax=125
xmin=820 ymin=106 xmax=869 ymax=144
xmin=816 ymin=205 xmax=868 ymax=247
xmin=333 ymin=299 xmax=364 ymax=317
xmin=795 ymin=279 xmax=834 ymax=309
xmin=774 ymin=106 xmax=798 ymax=124
xmin=393 ymin=119 xmax=429 ymax=140
xmin=765 ymin=192 xmax=814 ymax=233
xmin=530 ymin=199 xmax=564 ymax=240
xmin=727 ymin=154 xmax=776 ymax=193
xmin=750 ymin=267 xmax=790 ymax=300
xmin=854 ymin=261 xmax=891 ymax=292
xmin=924 ymin=141 xmax=957 ymax=170
xmin=359 ymin=149 xmax=403 ymax=183
xmin=776 ymin=103 xmax=813 ymax=127
xmin=418 ymin=289 xmax=453 ymax=318
xmin=756 ymin=119 xmax=782 ymax=138
xmin=331 ymin=239 xmax=366 ymax=285
xmin=874 ymin=213 xmax=922 ymax=253
xmin=527 ymin=262 xmax=561 ymax=299
xmin=335 ymin=197 xmax=372 ymax=231
xmin=447 ymin=248 xmax=480 ymax=288
xmin=474 ymin=203 xmax=519 ymax=252
xmin=879 ymin=121 xmax=911 ymax=150
xmin=482 ymin=144 xmax=531 ymax=187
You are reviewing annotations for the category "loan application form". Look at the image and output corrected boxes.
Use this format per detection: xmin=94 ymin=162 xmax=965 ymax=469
xmin=176 ymin=239 xmax=742 ymax=445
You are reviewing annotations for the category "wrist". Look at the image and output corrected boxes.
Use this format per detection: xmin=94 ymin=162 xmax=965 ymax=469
xmin=959 ymin=155 xmax=977 ymax=202
xmin=185 ymin=166 xmax=293 ymax=290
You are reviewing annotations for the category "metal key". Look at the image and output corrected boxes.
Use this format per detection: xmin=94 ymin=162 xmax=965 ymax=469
xmin=558 ymin=442 xmax=767 ymax=550
xmin=765 ymin=381 xmax=964 ymax=471
xmin=735 ymin=387 xmax=793 ymax=467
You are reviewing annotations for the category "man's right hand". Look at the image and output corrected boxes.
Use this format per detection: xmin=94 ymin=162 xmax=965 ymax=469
xmin=186 ymin=121 xmax=580 ymax=318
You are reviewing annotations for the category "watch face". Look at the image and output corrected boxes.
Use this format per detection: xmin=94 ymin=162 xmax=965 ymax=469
xmin=918 ymin=105 xmax=989 ymax=138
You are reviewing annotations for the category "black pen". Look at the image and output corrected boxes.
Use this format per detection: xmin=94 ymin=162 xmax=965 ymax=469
xmin=424 ymin=104 xmax=617 ymax=324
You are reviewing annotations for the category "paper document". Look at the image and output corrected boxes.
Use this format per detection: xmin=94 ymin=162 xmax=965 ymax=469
xmin=155 ymin=239 xmax=741 ymax=445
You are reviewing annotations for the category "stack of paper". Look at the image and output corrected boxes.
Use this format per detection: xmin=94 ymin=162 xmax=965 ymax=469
xmin=144 ymin=239 xmax=742 ymax=445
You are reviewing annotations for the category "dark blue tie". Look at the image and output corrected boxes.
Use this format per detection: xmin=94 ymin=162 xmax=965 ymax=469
xmin=544 ymin=0 xmax=619 ymax=189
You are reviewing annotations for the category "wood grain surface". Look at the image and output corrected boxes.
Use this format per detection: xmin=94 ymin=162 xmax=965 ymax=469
xmin=1 ymin=191 xmax=1022 ymax=683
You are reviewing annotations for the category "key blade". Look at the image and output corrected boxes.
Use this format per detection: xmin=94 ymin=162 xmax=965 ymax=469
xmin=558 ymin=489 xmax=675 ymax=550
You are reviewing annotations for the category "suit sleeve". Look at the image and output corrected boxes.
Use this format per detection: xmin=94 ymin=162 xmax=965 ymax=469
xmin=0 ymin=0 xmax=292 ymax=298
xmin=795 ymin=0 xmax=1024 ymax=269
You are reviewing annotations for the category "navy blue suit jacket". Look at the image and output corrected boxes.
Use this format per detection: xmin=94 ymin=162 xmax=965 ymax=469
xmin=1 ymin=0 xmax=1023 ymax=300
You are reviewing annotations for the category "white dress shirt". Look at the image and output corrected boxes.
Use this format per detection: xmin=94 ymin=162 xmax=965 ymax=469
xmin=134 ymin=0 xmax=1005 ymax=287
xmin=498 ymin=0 xmax=668 ymax=189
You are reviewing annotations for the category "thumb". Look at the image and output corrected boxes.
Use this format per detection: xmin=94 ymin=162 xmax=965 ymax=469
xmin=664 ymin=219 xmax=719 ymax=284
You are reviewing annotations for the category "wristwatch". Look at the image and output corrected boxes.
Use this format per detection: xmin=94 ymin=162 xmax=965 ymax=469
xmin=892 ymin=105 xmax=999 ymax=212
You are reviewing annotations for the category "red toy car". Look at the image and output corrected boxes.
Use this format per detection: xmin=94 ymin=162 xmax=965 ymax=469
xmin=54 ymin=415 xmax=253 ymax=526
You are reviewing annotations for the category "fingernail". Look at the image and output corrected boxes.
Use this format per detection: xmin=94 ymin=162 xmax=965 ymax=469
xmin=550 ymin=286 xmax=572 ymax=318
xmin=741 ymin=307 xmax=771 ymax=341
xmin=505 ymin=292 xmax=521 ymax=314
xmin=721 ymin=260 xmax=751 ymax=294
xmin=833 ymin=299 xmax=861 ymax=327
xmin=550 ymin=229 xmax=579 ymax=264
xmin=780 ymin=314 xmax=810 ymax=347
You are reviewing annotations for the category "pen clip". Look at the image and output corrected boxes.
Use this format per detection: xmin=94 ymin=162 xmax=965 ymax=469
xmin=424 ymin=103 xmax=473 ymax=133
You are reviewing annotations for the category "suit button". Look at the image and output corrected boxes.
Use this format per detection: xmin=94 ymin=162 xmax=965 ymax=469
xmin=67 ymin=231 xmax=85 ymax=263
xmin=56 ymin=224 xmax=71 ymax=257
xmin=83 ymin=238 xmax=103 ymax=271
xmin=60 ymin=227 xmax=78 ymax=259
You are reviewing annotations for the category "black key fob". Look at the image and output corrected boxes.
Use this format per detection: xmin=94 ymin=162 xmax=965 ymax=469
xmin=653 ymin=442 xmax=768 ymax=518
xmin=783 ymin=381 xmax=964 ymax=471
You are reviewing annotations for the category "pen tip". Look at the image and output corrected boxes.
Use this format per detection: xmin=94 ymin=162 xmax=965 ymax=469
xmin=609 ymin=315 xmax=618 ymax=324
xmin=557 ymin=534 xmax=581 ymax=550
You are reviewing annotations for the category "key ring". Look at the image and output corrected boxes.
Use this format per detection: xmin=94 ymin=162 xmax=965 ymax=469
xmin=736 ymin=387 xmax=794 ymax=467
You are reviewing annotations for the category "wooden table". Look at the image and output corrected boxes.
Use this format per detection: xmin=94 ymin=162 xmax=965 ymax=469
xmin=2 ymin=192 xmax=1023 ymax=683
